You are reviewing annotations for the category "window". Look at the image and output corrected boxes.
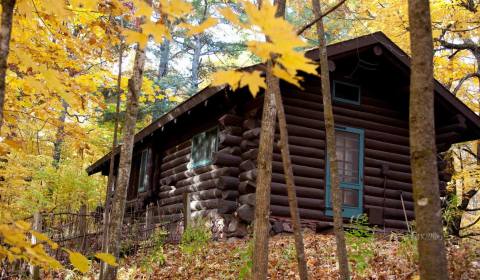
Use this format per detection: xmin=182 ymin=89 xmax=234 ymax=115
xmin=333 ymin=80 xmax=361 ymax=105
xmin=325 ymin=126 xmax=364 ymax=218
xmin=137 ymin=149 xmax=150 ymax=193
xmin=191 ymin=127 xmax=218 ymax=169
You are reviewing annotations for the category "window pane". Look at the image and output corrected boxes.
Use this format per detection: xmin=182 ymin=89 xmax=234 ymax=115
xmin=342 ymin=189 xmax=359 ymax=207
xmin=334 ymin=81 xmax=360 ymax=103
xmin=138 ymin=149 xmax=149 ymax=192
xmin=335 ymin=130 xmax=360 ymax=184
xmin=191 ymin=127 xmax=218 ymax=168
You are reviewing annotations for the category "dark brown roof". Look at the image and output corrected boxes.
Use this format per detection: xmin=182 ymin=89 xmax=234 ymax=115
xmin=87 ymin=31 xmax=480 ymax=175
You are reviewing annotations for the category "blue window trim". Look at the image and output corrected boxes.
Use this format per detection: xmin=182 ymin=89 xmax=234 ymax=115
xmin=332 ymin=80 xmax=361 ymax=105
xmin=325 ymin=126 xmax=364 ymax=218
xmin=190 ymin=127 xmax=218 ymax=169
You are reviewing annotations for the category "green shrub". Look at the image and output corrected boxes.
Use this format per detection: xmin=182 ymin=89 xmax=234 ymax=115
xmin=234 ymin=240 xmax=253 ymax=280
xmin=180 ymin=218 xmax=212 ymax=257
xmin=345 ymin=214 xmax=376 ymax=276
xmin=140 ymin=229 xmax=167 ymax=273
xmin=398 ymin=233 xmax=418 ymax=263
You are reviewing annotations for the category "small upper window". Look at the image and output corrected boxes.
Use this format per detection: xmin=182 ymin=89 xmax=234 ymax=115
xmin=191 ymin=127 xmax=218 ymax=169
xmin=137 ymin=149 xmax=150 ymax=193
xmin=333 ymin=80 xmax=361 ymax=105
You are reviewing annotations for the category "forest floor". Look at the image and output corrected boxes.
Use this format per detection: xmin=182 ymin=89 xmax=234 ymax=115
xmin=68 ymin=230 xmax=479 ymax=280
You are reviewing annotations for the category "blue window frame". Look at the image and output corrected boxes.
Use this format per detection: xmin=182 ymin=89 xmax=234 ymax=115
xmin=333 ymin=80 xmax=361 ymax=105
xmin=138 ymin=148 xmax=150 ymax=193
xmin=190 ymin=127 xmax=218 ymax=169
xmin=325 ymin=126 xmax=364 ymax=218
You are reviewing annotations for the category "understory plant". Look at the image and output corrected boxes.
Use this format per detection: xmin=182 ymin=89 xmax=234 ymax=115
xmin=345 ymin=214 xmax=376 ymax=276
xmin=234 ymin=240 xmax=254 ymax=280
xmin=140 ymin=228 xmax=167 ymax=274
xmin=180 ymin=217 xmax=211 ymax=260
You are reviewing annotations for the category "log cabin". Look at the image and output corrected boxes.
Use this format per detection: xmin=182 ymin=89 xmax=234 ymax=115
xmin=87 ymin=32 xmax=480 ymax=237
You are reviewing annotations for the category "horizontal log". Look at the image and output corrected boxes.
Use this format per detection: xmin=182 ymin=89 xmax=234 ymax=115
xmin=159 ymin=185 xmax=174 ymax=192
xmin=239 ymin=170 xmax=257 ymax=181
xmin=190 ymin=199 xmax=219 ymax=211
xmin=190 ymin=188 xmax=222 ymax=201
xmin=158 ymin=194 xmax=183 ymax=206
xmin=384 ymin=219 xmax=409 ymax=229
xmin=219 ymin=133 xmax=242 ymax=146
xmin=365 ymin=176 xmax=411 ymax=192
xmin=177 ymin=173 xmax=239 ymax=189
xmin=364 ymin=195 xmax=414 ymax=210
xmin=160 ymin=162 xmax=188 ymax=178
xmin=166 ymin=167 xmax=239 ymax=186
xmin=365 ymin=138 xmax=409 ymax=156
xmin=270 ymin=205 xmax=324 ymax=220
xmin=222 ymin=190 xmax=239 ymax=200
xmin=160 ymin=164 xmax=224 ymax=185
xmin=272 ymin=153 xmax=324 ymax=169
xmin=364 ymin=167 xmax=411 ymax=183
xmin=164 ymin=141 xmax=191 ymax=156
xmin=243 ymin=128 xmax=261 ymax=139
xmin=271 ymin=172 xmax=324 ymax=188
xmin=243 ymin=118 xmax=260 ymax=130
xmin=270 ymin=182 xmax=324 ymax=199
xmin=240 ymin=193 xmax=323 ymax=210
xmin=364 ymin=185 xmax=413 ymax=201
xmin=218 ymin=146 xmax=242 ymax=155
xmin=237 ymin=204 xmax=254 ymax=223
xmin=274 ymin=134 xmax=324 ymax=150
xmin=240 ymin=139 xmax=259 ymax=150
xmin=287 ymin=124 xmax=325 ymax=139
xmin=212 ymin=152 xmax=242 ymax=167
xmin=272 ymin=161 xmax=322 ymax=178
xmin=157 ymin=203 xmax=183 ymax=215
xmin=160 ymin=154 xmax=190 ymax=171
xmin=163 ymin=145 xmax=190 ymax=162
xmin=364 ymin=129 xmax=409 ymax=146
xmin=219 ymin=114 xmax=243 ymax=127
xmin=218 ymin=200 xmax=238 ymax=214
xmin=239 ymin=180 xmax=256 ymax=194
xmin=365 ymin=148 xmax=411 ymax=165
xmin=221 ymin=126 xmax=243 ymax=136
xmin=240 ymin=160 xmax=256 ymax=171
xmin=364 ymin=157 xmax=411 ymax=173
xmin=365 ymin=205 xmax=414 ymax=220
xmin=242 ymin=149 xmax=258 ymax=160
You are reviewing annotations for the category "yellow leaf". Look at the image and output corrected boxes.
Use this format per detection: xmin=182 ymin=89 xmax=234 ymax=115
xmin=122 ymin=29 xmax=149 ymax=48
xmin=14 ymin=221 xmax=31 ymax=231
xmin=211 ymin=70 xmax=265 ymax=97
xmin=159 ymin=0 xmax=192 ymax=17
xmin=95 ymin=252 xmax=118 ymax=266
xmin=141 ymin=21 xmax=171 ymax=43
xmin=67 ymin=250 xmax=90 ymax=273
xmin=272 ymin=65 xmax=301 ymax=88
xmin=133 ymin=0 xmax=153 ymax=18
xmin=181 ymin=18 xmax=218 ymax=36
xmin=218 ymin=7 xmax=248 ymax=29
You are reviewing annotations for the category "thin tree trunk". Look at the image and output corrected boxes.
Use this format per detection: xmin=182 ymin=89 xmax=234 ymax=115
xmin=270 ymin=1 xmax=308 ymax=279
xmin=157 ymin=39 xmax=170 ymax=79
xmin=407 ymin=1 xmax=449 ymax=279
xmin=0 ymin=0 xmax=16 ymax=134
xmin=252 ymin=1 xmax=285 ymax=278
xmin=99 ymin=44 xmax=124 ymax=280
xmin=191 ymin=36 xmax=202 ymax=92
xmin=103 ymin=45 xmax=146 ymax=280
xmin=52 ymin=100 xmax=68 ymax=168
xmin=312 ymin=1 xmax=350 ymax=279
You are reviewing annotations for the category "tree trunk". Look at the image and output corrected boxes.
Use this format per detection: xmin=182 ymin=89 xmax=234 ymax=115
xmin=0 ymin=0 xmax=16 ymax=133
xmin=157 ymin=39 xmax=170 ymax=79
xmin=52 ymin=100 xmax=68 ymax=168
xmin=99 ymin=44 xmax=124 ymax=279
xmin=103 ymin=45 xmax=146 ymax=280
xmin=407 ymin=1 xmax=449 ymax=279
xmin=251 ymin=1 xmax=285 ymax=278
xmin=270 ymin=2 xmax=308 ymax=279
xmin=191 ymin=36 xmax=202 ymax=92
xmin=312 ymin=1 xmax=350 ymax=279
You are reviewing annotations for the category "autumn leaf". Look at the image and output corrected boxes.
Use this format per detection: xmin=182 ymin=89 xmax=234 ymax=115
xmin=66 ymin=250 xmax=90 ymax=273
xmin=122 ymin=29 xmax=149 ymax=48
xmin=211 ymin=70 xmax=265 ymax=97
xmin=95 ymin=252 xmax=118 ymax=266
xmin=180 ymin=18 xmax=218 ymax=36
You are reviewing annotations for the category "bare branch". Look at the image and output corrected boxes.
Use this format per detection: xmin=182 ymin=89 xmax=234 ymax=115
xmin=452 ymin=72 xmax=480 ymax=95
xmin=296 ymin=0 xmax=347 ymax=36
